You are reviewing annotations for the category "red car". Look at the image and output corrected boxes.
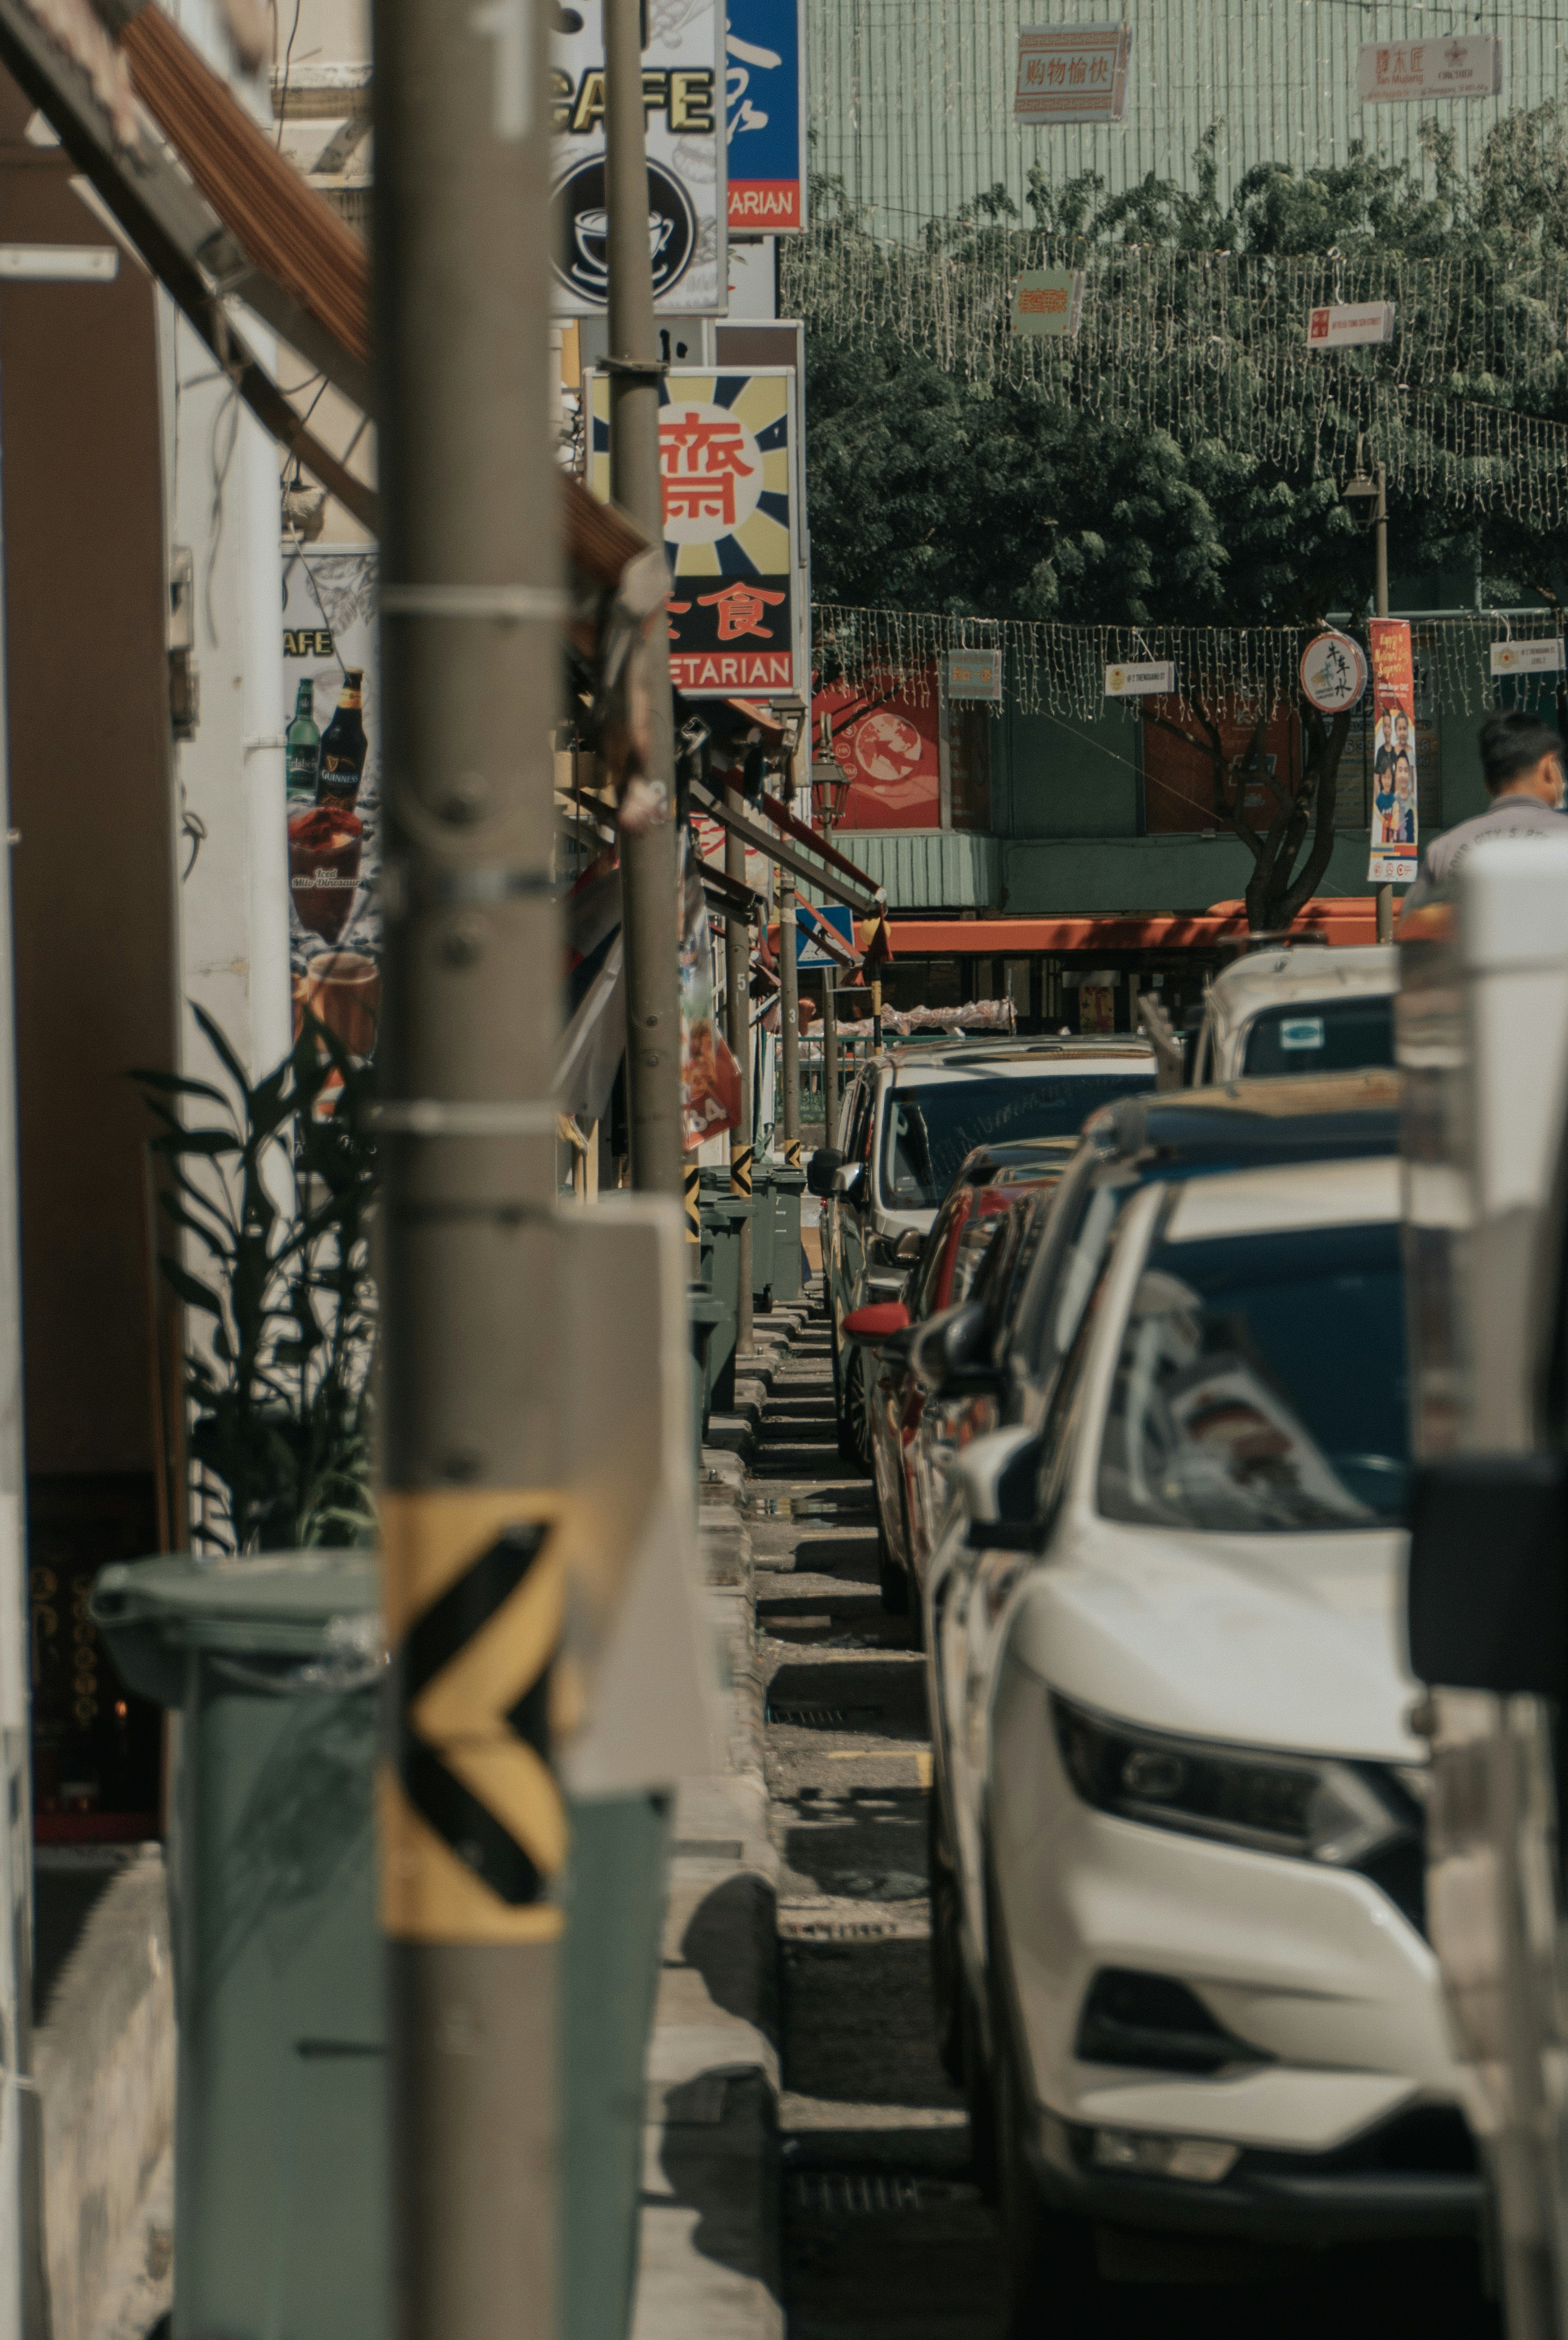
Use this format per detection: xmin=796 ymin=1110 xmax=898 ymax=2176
xmin=841 ymin=1140 xmax=1073 ymax=1627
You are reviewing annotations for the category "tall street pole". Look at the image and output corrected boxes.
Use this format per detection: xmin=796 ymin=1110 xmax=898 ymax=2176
xmin=1374 ymin=459 xmax=1392 ymax=947
xmin=778 ymin=843 xmax=800 ymax=1174
xmin=373 ymin=0 xmax=565 ymax=2330
xmin=605 ymin=0 xmax=683 ymax=1200
xmin=821 ymin=965 xmax=840 ymax=1152
xmin=725 ymin=793 xmax=753 ymax=1354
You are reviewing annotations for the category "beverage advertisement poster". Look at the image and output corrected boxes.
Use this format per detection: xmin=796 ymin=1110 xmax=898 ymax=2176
xmin=552 ymin=0 xmax=726 ymax=315
xmin=1368 ymin=616 xmax=1419 ymax=885
xmin=281 ymin=547 xmax=382 ymax=1070
xmin=726 ymin=0 xmax=805 ymax=233
xmin=588 ymin=366 xmax=802 ymax=698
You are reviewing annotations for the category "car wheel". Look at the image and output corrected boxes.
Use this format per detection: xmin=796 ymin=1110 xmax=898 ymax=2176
xmin=928 ymin=1791 xmax=964 ymax=2085
xmin=838 ymin=1344 xmax=873 ymax=1474
xmin=991 ymin=1917 xmax=1095 ymax=2334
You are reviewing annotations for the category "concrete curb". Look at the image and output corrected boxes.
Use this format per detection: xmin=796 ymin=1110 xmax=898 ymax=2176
xmin=34 ymin=1846 xmax=175 ymax=2340
xmin=632 ymin=1359 xmax=785 ymax=2340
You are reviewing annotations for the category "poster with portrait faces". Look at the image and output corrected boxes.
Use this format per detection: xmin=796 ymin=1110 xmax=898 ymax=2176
xmin=1368 ymin=617 xmax=1419 ymax=886
xmin=280 ymin=547 xmax=383 ymax=1072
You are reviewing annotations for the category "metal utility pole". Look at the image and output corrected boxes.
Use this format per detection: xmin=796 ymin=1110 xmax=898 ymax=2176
xmin=821 ymin=970 xmax=840 ymax=1151
xmin=373 ymin=0 xmax=563 ymax=2332
xmin=605 ymin=0 xmax=683 ymax=1199
xmin=778 ymin=832 xmax=801 ymax=1173
xmin=1374 ymin=459 xmax=1392 ymax=946
xmin=725 ymin=794 xmax=753 ymax=1354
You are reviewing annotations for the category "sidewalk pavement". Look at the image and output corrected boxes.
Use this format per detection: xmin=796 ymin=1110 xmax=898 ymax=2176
xmin=629 ymin=1307 xmax=809 ymax=2340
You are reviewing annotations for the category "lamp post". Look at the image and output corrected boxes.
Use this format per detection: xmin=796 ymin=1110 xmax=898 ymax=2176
xmin=1344 ymin=442 xmax=1391 ymax=943
xmin=810 ymin=752 xmax=850 ymax=1151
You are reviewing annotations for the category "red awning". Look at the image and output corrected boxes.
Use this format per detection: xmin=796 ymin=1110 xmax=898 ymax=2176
xmin=885 ymin=897 xmax=1395 ymax=955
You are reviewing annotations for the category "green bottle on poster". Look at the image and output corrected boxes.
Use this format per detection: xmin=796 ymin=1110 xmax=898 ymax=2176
xmin=285 ymin=678 xmax=320 ymax=802
xmin=317 ymin=670 xmax=368 ymax=810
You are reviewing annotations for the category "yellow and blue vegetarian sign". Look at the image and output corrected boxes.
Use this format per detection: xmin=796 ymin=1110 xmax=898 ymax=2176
xmin=589 ymin=366 xmax=801 ymax=700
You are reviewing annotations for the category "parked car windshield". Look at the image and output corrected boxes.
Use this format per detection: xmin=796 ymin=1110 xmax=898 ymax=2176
xmin=1097 ymin=1220 xmax=1408 ymax=1533
xmin=1241 ymin=996 xmax=1394 ymax=1079
xmin=880 ymin=1073 xmax=1153 ymax=1210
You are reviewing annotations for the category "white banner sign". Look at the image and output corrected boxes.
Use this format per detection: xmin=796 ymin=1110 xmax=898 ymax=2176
xmin=1013 ymin=267 xmax=1085 ymax=339
xmin=1490 ymin=639 xmax=1566 ymax=676
xmin=1015 ymin=23 xmax=1131 ymax=122
xmin=552 ymin=0 xmax=726 ymax=314
xmin=1105 ymin=660 xmax=1175 ymax=698
xmin=1306 ymin=302 xmax=1396 ymax=350
xmin=945 ymin=650 xmax=1001 ymax=702
xmin=1358 ymin=35 xmax=1502 ymax=104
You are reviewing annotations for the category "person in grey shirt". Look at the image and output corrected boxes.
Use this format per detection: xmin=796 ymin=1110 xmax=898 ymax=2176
xmin=1403 ymin=710 xmax=1567 ymax=912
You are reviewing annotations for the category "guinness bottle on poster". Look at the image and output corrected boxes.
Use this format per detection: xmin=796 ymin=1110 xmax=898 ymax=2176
xmin=317 ymin=670 xmax=367 ymax=810
xmin=285 ymin=678 xmax=320 ymax=802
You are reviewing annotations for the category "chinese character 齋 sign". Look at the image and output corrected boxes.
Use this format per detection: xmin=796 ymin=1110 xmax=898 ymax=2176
xmin=1015 ymin=23 xmax=1131 ymax=122
xmin=1012 ymin=268 xmax=1085 ymax=340
xmin=589 ymin=366 xmax=802 ymax=699
xmin=726 ymin=0 xmax=805 ymax=233
xmin=552 ymin=0 xmax=726 ymax=314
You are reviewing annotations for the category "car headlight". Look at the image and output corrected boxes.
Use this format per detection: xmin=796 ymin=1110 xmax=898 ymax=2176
xmin=1050 ymin=1694 xmax=1416 ymax=1870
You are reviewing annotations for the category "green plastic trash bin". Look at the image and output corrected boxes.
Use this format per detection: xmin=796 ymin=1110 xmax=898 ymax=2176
xmin=703 ymin=1196 xmax=752 ymax=1412
xmin=90 ymin=1552 xmax=672 ymax=2340
xmin=91 ymin=1551 xmax=390 ymax=2340
xmin=749 ymin=1157 xmax=777 ymax=1309
xmin=771 ymin=1166 xmax=806 ymax=1306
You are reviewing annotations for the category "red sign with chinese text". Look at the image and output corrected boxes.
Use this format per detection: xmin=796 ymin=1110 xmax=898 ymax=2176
xmin=813 ymin=673 xmax=941 ymax=831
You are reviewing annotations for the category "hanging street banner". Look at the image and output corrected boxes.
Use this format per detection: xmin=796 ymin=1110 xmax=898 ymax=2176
xmin=1357 ymin=35 xmax=1503 ymax=104
xmin=945 ymin=649 xmax=1002 ymax=702
xmin=552 ymin=0 xmax=726 ymax=314
xmin=1014 ymin=23 xmax=1131 ymax=122
xmin=1490 ymin=638 xmax=1567 ymax=677
xmin=1013 ymin=268 xmax=1085 ymax=340
xmin=726 ymin=0 xmax=805 ymax=234
xmin=1306 ymin=302 xmax=1396 ymax=350
xmin=588 ymin=365 xmax=802 ymax=698
xmin=1368 ymin=617 xmax=1419 ymax=886
xmin=1104 ymin=660 xmax=1175 ymax=697
xmin=1300 ymin=630 xmax=1368 ymax=715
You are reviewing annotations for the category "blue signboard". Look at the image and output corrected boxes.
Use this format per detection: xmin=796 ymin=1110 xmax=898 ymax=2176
xmin=726 ymin=0 xmax=805 ymax=234
xmin=796 ymin=901 xmax=854 ymax=967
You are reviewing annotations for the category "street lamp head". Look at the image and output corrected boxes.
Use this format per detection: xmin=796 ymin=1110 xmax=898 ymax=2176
xmin=811 ymin=761 xmax=851 ymax=831
xmin=1342 ymin=466 xmax=1380 ymax=534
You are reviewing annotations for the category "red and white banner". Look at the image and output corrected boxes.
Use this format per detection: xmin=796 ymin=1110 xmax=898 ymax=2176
xmin=1368 ymin=618 xmax=1419 ymax=886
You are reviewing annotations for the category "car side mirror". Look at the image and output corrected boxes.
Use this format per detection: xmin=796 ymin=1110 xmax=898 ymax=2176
xmin=806 ymin=1148 xmax=842 ymax=1198
xmin=841 ymin=1300 xmax=911 ymax=1347
xmin=833 ymin=1162 xmax=865 ymax=1205
xmin=1407 ymin=1453 xmax=1568 ymax=1697
xmin=895 ymin=1228 xmax=922 ymax=1261
xmin=956 ymin=1427 xmax=1043 ymax=1552
xmin=911 ymin=1299 xmax=998 ymax=1397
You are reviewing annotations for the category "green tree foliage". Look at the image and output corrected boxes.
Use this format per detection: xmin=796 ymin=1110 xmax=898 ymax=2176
xmin=805 ymin=104 xmax=1568 ymax=629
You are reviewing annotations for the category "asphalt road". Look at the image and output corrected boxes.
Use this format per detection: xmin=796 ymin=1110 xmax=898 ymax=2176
xmin=750 ymin=1297 xmax=1502 ymax=2340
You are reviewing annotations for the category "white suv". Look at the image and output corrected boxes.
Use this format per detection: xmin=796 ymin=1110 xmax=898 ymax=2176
xmin=929 ymin=1150 xmax=1475 ymax=2318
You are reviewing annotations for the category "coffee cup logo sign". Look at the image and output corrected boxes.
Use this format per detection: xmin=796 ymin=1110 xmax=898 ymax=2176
xmin=552 ymin=0 xmax=725 ymax=315
xmin=552 ymin=157 xmax=698 ymax=304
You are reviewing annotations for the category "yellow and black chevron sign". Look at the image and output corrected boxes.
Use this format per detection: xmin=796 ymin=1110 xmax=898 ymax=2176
xmin=784 ymin=1137 xmax=802 ymax=1170
xmin=729 ymin=1144 xmax=753 ymax=1198
xmin=683 ymin=1160 xmax=701 ymax=1243
xmin=380 ymin=1490 xmax=570 ymax=1944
